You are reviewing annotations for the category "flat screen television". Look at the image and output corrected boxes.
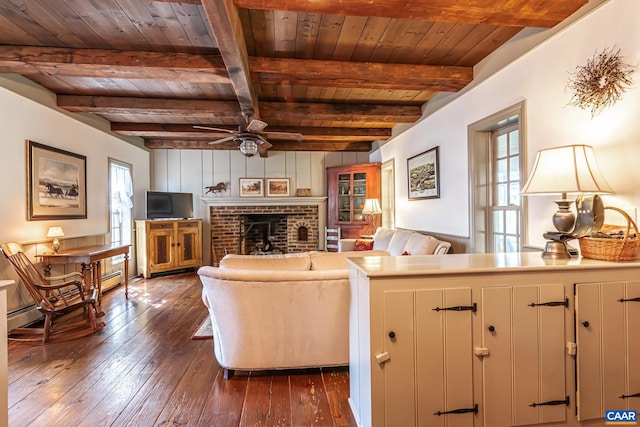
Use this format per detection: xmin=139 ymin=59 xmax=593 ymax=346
xmin=145 ymin=191 xmax=194 ymax=219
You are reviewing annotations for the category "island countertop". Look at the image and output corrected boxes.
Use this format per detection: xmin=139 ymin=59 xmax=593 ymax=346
xmin=346 ymin=252 xmax=640 ymax=277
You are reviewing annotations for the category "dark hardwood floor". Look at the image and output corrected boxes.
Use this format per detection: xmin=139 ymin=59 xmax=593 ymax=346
xmin=8 ymin=272 xmax=356 ymax=427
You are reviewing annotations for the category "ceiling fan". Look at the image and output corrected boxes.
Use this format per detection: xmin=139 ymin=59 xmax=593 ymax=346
xmin=194 ymin=117 xmax=303 ymax=157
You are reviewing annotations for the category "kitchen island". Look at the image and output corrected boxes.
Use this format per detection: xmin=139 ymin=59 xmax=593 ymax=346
xmin=347 ymin=252 xmax=640 ymax=427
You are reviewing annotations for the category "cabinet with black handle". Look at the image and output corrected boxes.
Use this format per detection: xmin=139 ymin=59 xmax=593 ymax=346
xmin=347 ymin=253 xmax=640 ymax=427
xmin=575 ymin=280 xmax=640 ymax=421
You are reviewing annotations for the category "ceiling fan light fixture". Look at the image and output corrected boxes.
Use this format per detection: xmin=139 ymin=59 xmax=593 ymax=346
xmin=239 ymin=139 xmax=259 ymax=157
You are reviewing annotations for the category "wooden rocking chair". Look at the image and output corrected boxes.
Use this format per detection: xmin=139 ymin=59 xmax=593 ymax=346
xmin=0 ymin=242 xmax=105 ymax=343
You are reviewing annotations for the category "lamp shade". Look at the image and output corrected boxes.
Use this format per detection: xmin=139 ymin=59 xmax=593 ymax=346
xmin=521 ymin=144 xmax=613 ymax=195
xmin=362 ymin=198 xmax=382 ymax=215
xmin=46 ymin=226 xmax=64 ymax=238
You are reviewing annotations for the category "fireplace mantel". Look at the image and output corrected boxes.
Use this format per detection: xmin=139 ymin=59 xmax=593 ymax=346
xmin=200 ymin=197 xmax=327 ymax=207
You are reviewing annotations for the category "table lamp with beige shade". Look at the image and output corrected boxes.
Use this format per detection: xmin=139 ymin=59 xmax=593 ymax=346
xmin=361 ymin=198 xmax=382 ymax=236
xmin=46 ymin=226 xmax=64 ymax=254
xmin=521 ymin=144 xmax=613 ymax=259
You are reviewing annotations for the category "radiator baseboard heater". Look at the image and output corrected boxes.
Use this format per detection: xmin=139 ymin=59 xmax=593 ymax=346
xmin=101 ymin=270 xmax=123 ymax=291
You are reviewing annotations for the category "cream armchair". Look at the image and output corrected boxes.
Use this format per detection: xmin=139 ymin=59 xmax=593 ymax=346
xmin=199 ymin=250 xmax=392 ymax=379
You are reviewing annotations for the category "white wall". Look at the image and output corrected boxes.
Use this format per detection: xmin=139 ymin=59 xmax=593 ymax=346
xmin=0 ymin=75 xmax=150 ymax=243
xmin=0 ymin=74 xmax=150 ymax=314
xmin=375 ymin=0 xmax=640 ymax=248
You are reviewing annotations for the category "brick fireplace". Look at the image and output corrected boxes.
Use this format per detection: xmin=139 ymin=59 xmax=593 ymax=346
xmin=203 ymin=197 xmax=327 ymax=263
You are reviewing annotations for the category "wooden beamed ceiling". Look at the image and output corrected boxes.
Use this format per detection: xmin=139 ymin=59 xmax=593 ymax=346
xmin=0 ymin=0 xmax=588 ymax=155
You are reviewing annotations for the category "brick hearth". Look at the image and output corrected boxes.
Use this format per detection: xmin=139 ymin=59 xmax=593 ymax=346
xmin=210 ymin=204 xmax=320 ymax=257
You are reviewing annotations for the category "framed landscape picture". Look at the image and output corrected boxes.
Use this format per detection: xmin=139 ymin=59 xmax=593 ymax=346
xmin=27 ymin=140 xmax=87 ymax=220
xmin=266 ymin=178 xmax=290 ymax=197
xmin=407 ymin=146 xmax=440 ymax=200
xmin=239 ymin=178 xmax=264 ymax=197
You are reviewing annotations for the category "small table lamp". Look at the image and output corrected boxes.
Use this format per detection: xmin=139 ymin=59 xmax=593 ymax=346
xmin=47 ymin=226 xmax=64 ymax=254
xmin=362 ymin=198 xmax=382 ymax=236
xmin=521 ymin=144 xmax=612 ymax=259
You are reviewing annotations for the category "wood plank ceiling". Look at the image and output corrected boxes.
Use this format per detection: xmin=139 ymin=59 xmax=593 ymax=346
xmin=0 ymin=0 xmax=587 ymax=155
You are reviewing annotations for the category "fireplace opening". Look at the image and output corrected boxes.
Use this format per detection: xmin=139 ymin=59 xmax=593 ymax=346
xmin=241 ymin=214 xmax=287 ymax=254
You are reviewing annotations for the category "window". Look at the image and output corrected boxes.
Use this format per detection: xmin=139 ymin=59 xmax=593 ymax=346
xmin=490 ymin=125 xmax=521 ymax=253
xmin=468 ymin=102 xmax=526 ymax=253
xmin=109 ymin=159 xmax=133 ymax=263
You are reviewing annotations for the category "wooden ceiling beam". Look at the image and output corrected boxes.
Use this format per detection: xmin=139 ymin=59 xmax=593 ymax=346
xmin=260 ymin=101 xmax=422 ymax=123
xmin=144 ymin=139 xmax=372 ymax=152
xmin=111 ymin=123 xmax=392 ymax=141
xmin=233 ymin=0 xmax=587 ymax=28
xmin=250 ymin=57 xmax=472 ymax=91
xmin=200 ymin=0 xmax=259 ymax=118
xmin=57 ymin=95 xmax=242 ymax=118
xmin=0 ymin=46 xmax=469 ymax=91
xmin=59 ymin=96 xmax=420 ymax=123
xmin=0 ymin=46 xmax=230 ymax=83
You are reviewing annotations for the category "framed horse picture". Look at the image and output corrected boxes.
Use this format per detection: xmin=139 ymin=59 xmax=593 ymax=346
xmin=27 ymin=140 xmax=87 ymax=220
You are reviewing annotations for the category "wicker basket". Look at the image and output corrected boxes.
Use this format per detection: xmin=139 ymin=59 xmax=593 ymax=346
xmin=579 ymin=206 xmax=640 ymax=261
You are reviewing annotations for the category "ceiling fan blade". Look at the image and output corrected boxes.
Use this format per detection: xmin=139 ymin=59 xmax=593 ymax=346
xmin=259 ymin=139 xmax=273 ymax=149
xmin=246 ymin=119 xmax=268 ymax=133
xmin=194 ymin=125 xmax=234 ymax=134
xmin=207 ymin=135 xmax=236 ymax=145
xmin=262 ymin=131 xmax=303 ymax=141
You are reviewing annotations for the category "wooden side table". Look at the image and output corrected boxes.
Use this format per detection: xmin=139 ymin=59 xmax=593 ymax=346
xmin=38 ymin=244 xmax=130 ymax=300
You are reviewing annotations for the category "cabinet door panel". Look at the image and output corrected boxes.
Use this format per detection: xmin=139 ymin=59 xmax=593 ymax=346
xmin=627 ymin=281 xmax=640 ymax=411
xmin=602 ymin=283 xmax=626 ymax=411
xmin=481 ymin=287 xmax=513 ymax=426
xmin=149 ymin=229 xmax=175 ymax=269
xmin=577 ymin=281 xmax=640 ymax=418
xmin=575 ymin=282 xmax=603 ymax=421
xmin=416 ymin=289 xmax=445 ymax=427
xmin=383 ymin=290 xmax=415 ymax=427
xmin=416 ymin=288 xmax=474 ymax=427
xmin=512 ymin=285 xmax=566 ymax=425
xmin=537 ymin=285 xmax=566 ymax=424
xmin=177 ymin=228 xmax=201 ymax=267
xmin=512 ymin=286 xmax=540 ymax=425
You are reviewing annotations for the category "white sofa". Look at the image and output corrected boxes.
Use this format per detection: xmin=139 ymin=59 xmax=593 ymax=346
xmin=197 ymin=250 xmax=389 ymax=378
xmin=339 ymin=227 xmax=451 ymax=255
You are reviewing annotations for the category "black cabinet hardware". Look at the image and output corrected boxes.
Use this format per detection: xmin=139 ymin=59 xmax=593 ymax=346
xmin=529 ymin=396 xmax=569 ymax=407
xmin=432 ymin=303 xmax=477 ymax=312
xmin=388 ymin=331 xmax=396 ymax=339
xmin=582 ymin=321 xmax=590 ymax=328
xmin=618 ymin=297 xmax=640 ymax=303
xmin=434 ymin=404 xmax=478 ymax=416
xmin=488 ymin=325 xmax=495 ymax=332
xmin=619 ymin=392 xmax=640 ymax=399
xmin=528 ymin=297 xmax=568 ymax=308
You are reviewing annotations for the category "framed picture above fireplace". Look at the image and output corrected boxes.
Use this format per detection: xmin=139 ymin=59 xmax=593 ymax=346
xmin=239 ymin=178 xmax=264 ymax=197
xmin=266 ymin=178 xmax=290 ymax=197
